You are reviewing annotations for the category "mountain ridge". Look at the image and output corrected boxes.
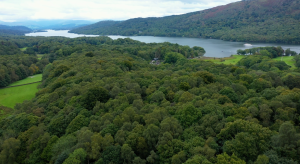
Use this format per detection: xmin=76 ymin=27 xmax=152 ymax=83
xmin=0 ymin=20 xmax=97 ymax=30
xmin=0 ymin=25 xmax=32 ymax=35
xmin=70 ymin=0 xmax=300 ymax=44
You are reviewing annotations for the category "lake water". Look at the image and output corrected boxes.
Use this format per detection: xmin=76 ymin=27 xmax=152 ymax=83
xmin=26 ymin=30 xmax=99 ymax=38
xmin=26 ymin=30 xmax=300 ymax=58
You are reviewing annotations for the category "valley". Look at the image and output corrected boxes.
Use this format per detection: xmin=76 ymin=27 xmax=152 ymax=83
xmin=0 ymin=0 xmax=300 ymax=163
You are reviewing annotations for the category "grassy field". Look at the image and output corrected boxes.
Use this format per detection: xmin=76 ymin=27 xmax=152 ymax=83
xmin=0 ymin=74 xmax=42 ymax=109
xmin=20 ymin=47 xmax=27 ymax=51
xmin=199 ymin=55 xmax=296 ymax=69
xmin=37 ymin=54 xmax=44 ymax=60
xmin=272 ymin=56 xmax=296 ymax=69
xmin=198 ymin=55 xmax=244 ymax=65
xmin=9 ymin=74 xmax=42 ymax=86
xmin=0 ymin=82 xmax=41 ymax=108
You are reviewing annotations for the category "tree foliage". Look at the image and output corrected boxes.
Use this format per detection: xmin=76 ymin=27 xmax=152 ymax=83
xmin=0 ymin=36 xmax=300 ymax=164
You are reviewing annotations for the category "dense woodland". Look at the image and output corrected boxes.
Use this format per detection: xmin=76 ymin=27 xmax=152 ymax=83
xmin=0 ymin=55 xmax=48 ymax=87
xmin=0 ymin=36 xmax=204 ymax=88
xmin=0 ymin=36 xmax=300 ymax=164
xmin=70 ymin=0 xmax=300 ymax=44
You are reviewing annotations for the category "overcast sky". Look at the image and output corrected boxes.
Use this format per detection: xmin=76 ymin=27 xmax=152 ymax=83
xmin=0 ymin=0 xmax=240 ymax=22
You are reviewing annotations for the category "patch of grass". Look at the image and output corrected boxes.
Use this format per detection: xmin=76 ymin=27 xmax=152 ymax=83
xmin=272 ymin=56 xmax=296 ymax=69
xmin=9 ymin=74 xmax=42 ymax=86
xmin=37 ymin=54 xmax=44 ymax=60
xmin=20 ymin=47 xmax=27 ymax=51
xmin=199 ymin=55 xmax=296 ymax=70
xmin=215 ymin=55 xmax=244 ymax=65
xmin=0 ymin=82 xmax=41 ymax=108
xmin=198 ymin=55 xmax=244 ymax=65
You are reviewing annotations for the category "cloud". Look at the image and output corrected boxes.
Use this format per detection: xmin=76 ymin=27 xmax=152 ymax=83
xmin=0 ymin=0 xmax=240 ymax=21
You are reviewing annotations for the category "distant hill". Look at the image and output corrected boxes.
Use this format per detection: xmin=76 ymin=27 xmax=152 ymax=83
xmin=0 ymin=20 xmax=97 ymax=30
xmin=69 ymin=21 xmax=122 ymax=34
xmin=42 ymin=23 xmax=90 ymax=30
xmin=70 ymin=0 xmax=300 ymax=44
xmin=0 ymin=25 xmax=32 ymax=35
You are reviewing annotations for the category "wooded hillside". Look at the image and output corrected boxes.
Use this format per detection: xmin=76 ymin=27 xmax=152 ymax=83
xmin=0 ymin=25 xmax=32 ymax=36
xmin=70 ymin=0 xmax=300 ymax=44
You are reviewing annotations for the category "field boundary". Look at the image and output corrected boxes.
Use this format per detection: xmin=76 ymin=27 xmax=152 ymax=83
xmin=0 ymin=81 xmax=42 ymax=90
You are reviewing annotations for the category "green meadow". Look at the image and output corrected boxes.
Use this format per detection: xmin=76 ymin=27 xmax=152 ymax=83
xmin=272 ymin=56 xmax=296 ymax=69
xmin=0 ymin=82 xmax=41 ymax=108
xmin=37 ymin=54 xmax=44 ymax=60
xmin=0 ymin=74 xmax=42 ymax=109
xmin=199 ymin=55 xmax=244 ymax=65
xmin=9 ymin=74 xmax=42 ymax=86
xmin=20 ymin=47 xmax=27 ymax=51
xmin=199 ymin=55 xmax=296 ymax=69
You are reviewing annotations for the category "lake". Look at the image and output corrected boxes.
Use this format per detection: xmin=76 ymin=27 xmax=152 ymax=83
xmin=26 ymin=30 xmax=300 ymax=58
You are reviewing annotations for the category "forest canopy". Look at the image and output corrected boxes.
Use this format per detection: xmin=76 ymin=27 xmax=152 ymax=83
xmin=0 ymin=36 xmax=300 ymax=164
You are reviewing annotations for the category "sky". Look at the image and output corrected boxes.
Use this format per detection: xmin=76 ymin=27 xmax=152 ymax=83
xmin=0 ymin=0 xmax=241 ymax=22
